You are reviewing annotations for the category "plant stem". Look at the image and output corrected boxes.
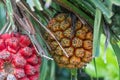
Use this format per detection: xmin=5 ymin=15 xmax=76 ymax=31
xmin=71 ymin=69 xmax=78 ymax=80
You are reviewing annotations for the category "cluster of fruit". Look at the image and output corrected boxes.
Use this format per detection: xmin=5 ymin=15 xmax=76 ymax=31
xmin=0 ymin=33 xmax=41 ymax=80
xmin=45 ymin=13 xmax=93 ymax=69
xmin=0 ymin=13 xmax=93 ymax=80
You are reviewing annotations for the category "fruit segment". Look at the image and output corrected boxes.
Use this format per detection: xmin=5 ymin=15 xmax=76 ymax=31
xmin=45 ymin=13 xmax=93 ymax=68
xmin=0 ymin=33 xmax=41 ymax=80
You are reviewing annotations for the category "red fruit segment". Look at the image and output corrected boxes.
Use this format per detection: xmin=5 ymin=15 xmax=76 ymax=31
xmin=0 ymin=50 xmax=11 ymax=60
xmin=14 ymin=68 xmax=25 ymax=78
xmin=20 ymin=35 xmax=31 ymax=47
xmin=34 ymin=65 xmax=40 ymax=72
xmin=0 ymin=33 xmax=41 ymax=79
xmin=24 ymin=64 xmax=36 ymax=76
xmin=27 ymin=54 xmax=38 ymax=65
xmin=19 ymin=47 xmax=33 ymax=57
xmin=0 ymin=59 xmax=4 ymax=69
xmin=13 ymin=54 xmax=26 ymax=68
xmin=38 ymin=57 xmax=41 ymax=64
xmin=0 ymin=39 xmax=5 ymax=51
xmin=32 ymin=48 xmax=37 ymax=54
xmin=1 ymin=33 xmax=11 ymax=40
xmin=20 ymin=77 xmax=29 ymax=80
xmin=5 ymin=37 xmax=19 ymax=50
xmin=29 ymin=73 xmax=39 ymax=80
xmin=11 ymin=32 xmax=20 ymax=38
xmin=7 ymin=46 xmax=17 ymax=53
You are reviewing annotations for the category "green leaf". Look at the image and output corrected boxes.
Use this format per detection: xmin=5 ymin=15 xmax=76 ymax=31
xmin=93 ymin=58 xmax=98 ymax=80
xmin=26 ymin=0 xmax=35 ymax=11
xmin=71 ymin=0 xmax=95 ymax=16
xmin=110 ymin=0 xmax=120 ymax=6
xmin=71 ymin=69 xmax=77 ymax=76
xmin=49 ymin=61 xmax=55 ymax=80
xmin=45 ymin=0 xmax=52 ymax=8
xmin=0 ymin=1 xmax=6 ymax=29
xmin=6 ymin=0 xmax=14 ymax=27
xmin=90 ymin=0 xmax=113 ymax=18
xmin=27 ymin=0 xmax=43 ymax=11
xmin=71 ymin=69 xmax=77 ymax=80
xmin=110 ymin=42 xmax=120 ymax=80
xmin=86 ymin=35 xmax=119 ymax=79
xmin=40 ymin=58 xmax=48 ymax=80
xmin=54 ymin=0 xmax=94 ymax=25
xmin=104 ymin=0 xmax=112 ymax=10
xmin=110 ymin=31 xmax=120 ymax=65
xmin=33 ymin=0 xmax=43 ymax=10
xmin=93 ymin=8 xmax=102 ymax=57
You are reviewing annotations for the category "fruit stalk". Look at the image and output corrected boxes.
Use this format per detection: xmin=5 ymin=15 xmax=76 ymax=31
xmin=71 ymin=69 xmax=78 ymax=80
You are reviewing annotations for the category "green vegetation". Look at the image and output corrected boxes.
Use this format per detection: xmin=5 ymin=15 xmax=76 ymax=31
xmin=0 ymin=0 xmax=120 ymax=80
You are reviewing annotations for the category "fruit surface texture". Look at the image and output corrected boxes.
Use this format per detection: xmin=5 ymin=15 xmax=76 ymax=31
xmin=0 ymin=33 xmax=41 ymax=80
xmin=45 ymin=13 xmax=93 ymax=68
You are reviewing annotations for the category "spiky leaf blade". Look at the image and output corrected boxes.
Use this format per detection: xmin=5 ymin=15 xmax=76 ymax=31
xmin=93 ymin=8 xmax=102 ymax=57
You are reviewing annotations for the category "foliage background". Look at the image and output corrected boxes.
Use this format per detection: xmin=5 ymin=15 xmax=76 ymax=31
xmin=0 ymin=0 xmax=120 ymax=80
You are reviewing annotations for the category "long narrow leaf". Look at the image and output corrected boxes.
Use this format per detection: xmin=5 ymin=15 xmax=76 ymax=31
xmin=0 ymin=1 xmax=6 ymax=29
xmin=111 ymin=43 xmax=120 ymax=64
xmin=90 ymin=0 xmax=113 ymax=18
xmin=6 ymin=0 xmax=14 ymax=27
xmin=40 ymin=58 xmax=48 ymax=80
xmin=93 ymin=8 xmax=102 ymax=57
xmin=49 ymin=61 xmax=55 ymax=80
xmin=33 ymin=0 xmax=43 ymax=10
xmin=110 ymin=0 xmax=120 ymax=6
xmin=93 ymin=58 xmax=98 ymax=80
xmin=71 ymin=69 xmax=78 ymax=80
xmin=53 ymin=0 xmax=94 ymax=25
xmin=74 ymin=0 xmax=95 ymax=16
xmin=110 ymin=42 xmax=120 ymax=80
